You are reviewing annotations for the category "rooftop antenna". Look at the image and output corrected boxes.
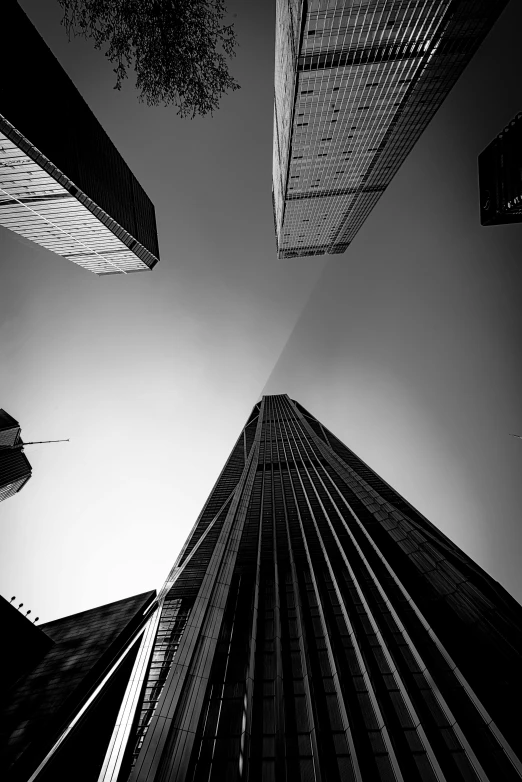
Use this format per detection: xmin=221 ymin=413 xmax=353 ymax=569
xmin=33 ymin=617 xmax=39 ymax=624
xmin=2 ymin=439 xmax=70 ymax=450
xmin=10 ymin=596 xmax=16 ymax=603
xmin=22 ymin=439 xmax=69 ymax=446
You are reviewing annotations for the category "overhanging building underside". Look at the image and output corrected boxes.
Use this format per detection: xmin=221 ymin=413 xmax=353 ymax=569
xmin=0 ymin=1 xmax=160 ymax=275
xmin=272 ymin=0 xmax=509 ymax=258
xmin=0 ymin=123 xmax=156 ymax=275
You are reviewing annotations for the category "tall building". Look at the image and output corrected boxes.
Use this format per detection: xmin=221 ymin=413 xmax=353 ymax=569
xmin=0 ymin=1 xmax=160 ymax=276
xmin=0 ymin=591 xmax=157 ymax=782
xmin=5 ymin=396 xmax=522 ymax=781
xmin=273 ymin=0 xmax=509 ymax=258
xmin=479 ymin=111 xmax=522 ymax=226
xmin=0 ymin=409 xmax=32 ymax=503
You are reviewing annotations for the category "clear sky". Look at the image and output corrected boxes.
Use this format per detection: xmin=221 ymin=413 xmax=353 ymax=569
xmin=1 ymin=1 xmax=521 ymax=623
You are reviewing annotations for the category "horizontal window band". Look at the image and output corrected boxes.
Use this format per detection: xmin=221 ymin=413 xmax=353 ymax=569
xmin=297 ymin=36 xmax=468 ymax=72
xmin=0 ymin=192 xmax=74 ymax=206
xmin=286 ymin=185 xmax=385 ymax=200
xmin=297 ymin=41 xmax=427 ymax=71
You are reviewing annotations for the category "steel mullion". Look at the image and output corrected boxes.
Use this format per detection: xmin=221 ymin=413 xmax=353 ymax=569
xmin=272 ymin=396 xmax=324 ymax=782
xmin=280 ymin=398 xmax=406 ymax=782
xmin=285 ymin=406 xmax=449 ymax=782
xmin=305 ymin=420 xmax=522 ymax=776
xmin=269 ymin=399 xmax=287 ymax=781
xmin=130 ymin=409 xmax=264 ymax=782
xmin=289 ymin=403 xmax=505 ymax=780
xmin=97 ymin=608 xmax=162 ymax=782
xmin=241 ymin=402 xmax=270 ymax=781
xmin=275 ymin=396 xmax=362 ymax=782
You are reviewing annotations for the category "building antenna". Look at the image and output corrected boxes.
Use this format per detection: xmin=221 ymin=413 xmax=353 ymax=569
xmin=3 ymin=439 xmax=70 ymax=450
xmin=20 ymin=439 xmax=70 ymax=446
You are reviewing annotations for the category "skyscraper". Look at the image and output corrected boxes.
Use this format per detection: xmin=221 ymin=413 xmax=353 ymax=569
xmin=0 ymin=409 xmax=32 ymax=503
xmin=272 ymin=0 xmax=509 ymax=258
xmin=6 ymin=396 xmax=522 ymax=781
xmin=479 ymin=111 xmax=522 ymax=226
xmin=80 ymin=395 xmax=522 ymax=782
xmin=0 ymin=1 xmax=160 ymax=276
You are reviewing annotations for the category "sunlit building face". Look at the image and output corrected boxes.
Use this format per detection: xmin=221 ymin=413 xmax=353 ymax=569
xmin=272 ymin=0 xmax=509 ymax=258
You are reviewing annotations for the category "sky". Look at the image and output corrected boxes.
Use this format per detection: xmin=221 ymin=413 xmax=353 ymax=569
xmin=0 ymin=1 xmax=521 ymax=623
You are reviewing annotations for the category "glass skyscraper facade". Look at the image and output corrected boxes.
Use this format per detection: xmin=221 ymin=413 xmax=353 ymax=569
xmin=0 ymin=2 xmax=159 ymax=275
xmin=88 ymin=394 xmax=521 ymax=782
xmin=272 ymin=0 xmax=509 ymax=258
xmin=479 ymin=111 xmax=522 ymax=226
xmin=0 ymin=409 xmax=31 ymax=503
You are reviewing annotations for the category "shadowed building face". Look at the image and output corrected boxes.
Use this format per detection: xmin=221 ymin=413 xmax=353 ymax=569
xmin=479 ymin=110 xmax=522 ymax=226
xmin=58 ymin=395 xmax=521 ymax=782
xmin=0 ymin=591 xmax=157 ymax=782
xmin=272 ymin=0 xmax=509 ymax=258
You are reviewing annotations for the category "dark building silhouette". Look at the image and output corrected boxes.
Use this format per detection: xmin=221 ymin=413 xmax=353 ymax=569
xmin=273 ymin=0 xmax=509 ymax=258
xmin=0 ymin=409 xmax=31 ymax=503
xmin=5 ymin=396 xmax=522 ymax=782
xmin=479 ymin=111 xmax=522 ymax=225
xmin=0 ymin=1 xmax=159 ymax=275
xmin=0 ymin=591 xmax=157 ymax=782
xmin=97 ymin=397 xmax=522 ymax=781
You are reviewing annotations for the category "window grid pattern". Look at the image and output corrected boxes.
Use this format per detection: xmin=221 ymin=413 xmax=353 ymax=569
xmin=272 ymin=0 xmax=508 ymax=258
xmin=0 ymin=474 xmax=30 ymax=502
xmin=0 ymin=429 xmax=20 ymax=447
xmin=0 ymin=124 xmax=157 ymax=275
xmin=0 ymin=447 xmax=32 ymax=502
xmin=0 ymin=417 xmax=21 ymax=448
